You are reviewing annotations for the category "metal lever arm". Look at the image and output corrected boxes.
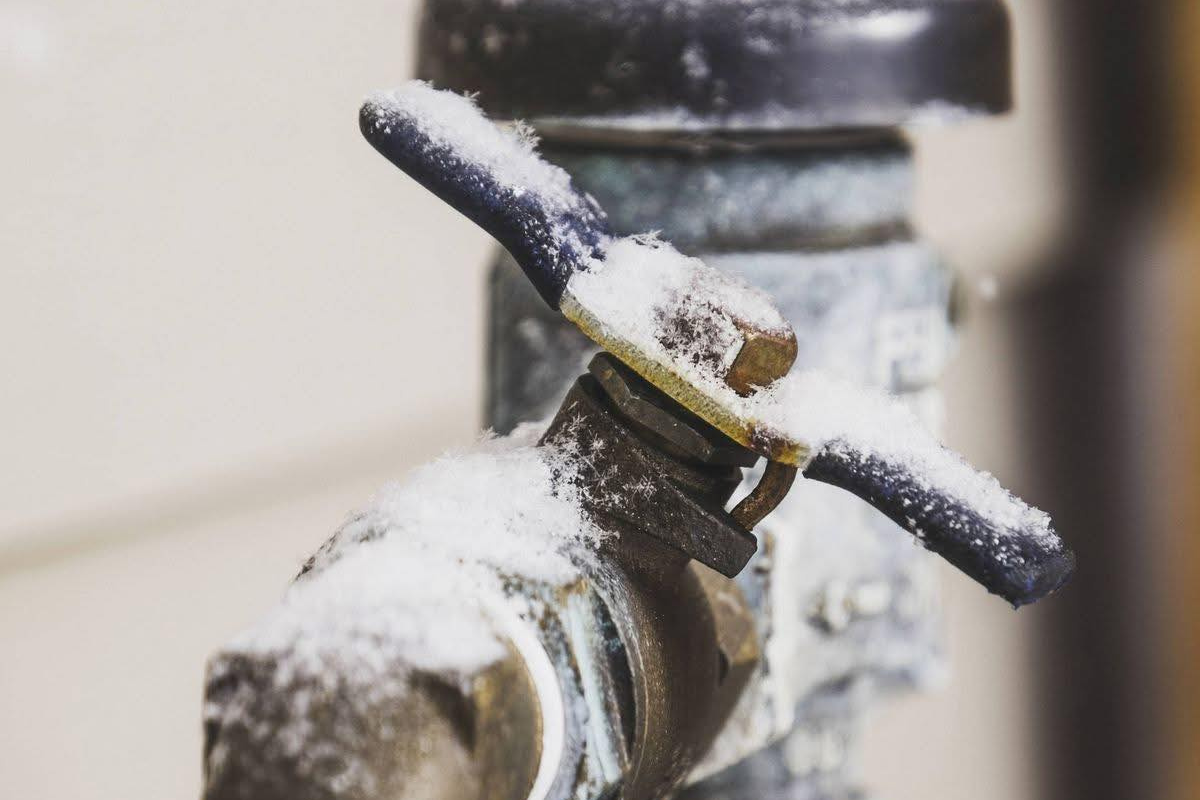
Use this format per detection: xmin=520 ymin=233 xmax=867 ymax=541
xmin=803 ymin=442 xmax=1074 ymax=607
xmin=360 ymin=83 xmax=611 ymax=308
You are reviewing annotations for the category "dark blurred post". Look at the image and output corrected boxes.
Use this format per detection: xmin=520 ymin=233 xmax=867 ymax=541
xmin=1176 ymin=5 xmax=1200 ymax=796
xmin=1014 ymin=2 xmax=1175 ymax=799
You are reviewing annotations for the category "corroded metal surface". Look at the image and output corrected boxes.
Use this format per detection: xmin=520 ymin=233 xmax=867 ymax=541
xmin=202 ymin=635 xmax=543 ymax=800
xmin=551 ymin=371 xmax=756 ymax=578
xmin=541 ymin=377 xmax=763 ymax=800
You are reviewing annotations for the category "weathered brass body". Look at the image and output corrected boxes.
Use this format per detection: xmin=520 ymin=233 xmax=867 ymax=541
xmin=202 ymin=356 xmax=768 ymax=800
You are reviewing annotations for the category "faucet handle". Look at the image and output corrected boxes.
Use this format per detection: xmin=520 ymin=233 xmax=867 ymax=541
xmin=804 ymin=441 xmax=1075 ymax=607
xmin=360 ymin=81 xmax=1074 ymax=607
xmin=360 ymin=83 xmax=610 ymax=308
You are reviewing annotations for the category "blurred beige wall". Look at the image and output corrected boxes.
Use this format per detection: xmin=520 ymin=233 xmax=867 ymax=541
xmin=0 ymin=2 xmax=1065 ymax=798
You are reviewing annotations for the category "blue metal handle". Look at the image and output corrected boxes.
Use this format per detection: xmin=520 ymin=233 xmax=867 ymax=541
xmin=359 ymin=88 xmax=611 ymax=308
xmin=804 ymin=441 xmax=1074 ymax=607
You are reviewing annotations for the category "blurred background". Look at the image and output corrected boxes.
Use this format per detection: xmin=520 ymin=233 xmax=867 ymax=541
xmin=1 ymin=1 xmax=1196 ymax=799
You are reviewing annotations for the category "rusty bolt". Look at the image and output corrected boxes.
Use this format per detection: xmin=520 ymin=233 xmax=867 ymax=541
xmin=589 ymin=353 xmax=758 ymax=468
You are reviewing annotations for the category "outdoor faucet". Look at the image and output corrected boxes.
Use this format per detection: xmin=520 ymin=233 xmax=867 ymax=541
xmin=201 ymin=83 xmax=1072 ymax=800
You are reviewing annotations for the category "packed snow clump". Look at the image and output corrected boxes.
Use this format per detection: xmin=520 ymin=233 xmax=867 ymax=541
xmin=203 ymin=427 xmax=607 ymax=797
xmin=220 ymin=424 xmax=606 ymax=682
xmin=568 ymin=233 xmax=791 ymax=380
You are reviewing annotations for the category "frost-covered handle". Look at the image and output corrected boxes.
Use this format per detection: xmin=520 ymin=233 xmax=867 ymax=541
xmin=360 ymin=83 xmax=611 ymax=308
xmin=802 ymin=441 xmax=1075 ymax=607
xmin=360 ymin=82 xmax=1075 ymax=608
